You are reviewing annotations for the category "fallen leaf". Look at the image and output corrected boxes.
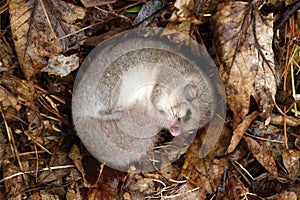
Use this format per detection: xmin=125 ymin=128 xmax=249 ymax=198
xmin=65 ymin=169 xmax=83 ymax=200
xmin=212 ymin=1 xmax=277 ymax=128
xmin=282 ymin=150 xmax=300 ymax=181
xmin=295 ymin=136 xmax=300 ymax=150
xmin=38 ymin=149 xmax=72 ymax=183
xmin=79 ymin=0 xmax=117 ymax=8
xmin=167 ymin=182 xmax=207 ymax=200
xmin=134 ymin=0 xmax=169 ymax=25
xmin=270 ymin=113 xmax=300 ymax=126
xmin=87 ymin=167 xmax=126 ymax=199
xmin=9 ymin=0 xmax=86 ymax=78
xmin=164 ymin=21 xmax=193 ymax=45
xmin=2 ymin=160 xmax=27 ymax=199
xmin=0 ymin=85 xmax=21 ymax=114
xmin=124 ymin=174 xmax=156 ymax=195
xmin=169 ymin=0 xmax=202 ymax=24
xmin=253 ymin=173 xmax=295 ymax=197
xmin=26 ymin=108 xmax=44 ymax=144
xmin=263 ymin=190 xmax=297 ymax=200
xmin=0 ymin=76 xmax=37 ymax=108
xmin=0 ymin=36 xmax=15 ymax=74
xmin=179 ymin=127 xmax=230 ymax=194
xmin=68 ymin=144 xmax=93 ymax=187
xmin=225 ymin=164 xmax=248 ymax=200
xmin=248 ymin=120 xmax=286 ymax=163
xmin=28 ymin=190 xmax=60 ymax=200
xmin=227 ymin=111 xmax=259 ymax=154
xmin=244 ymin=136 xmax=279 ymax=177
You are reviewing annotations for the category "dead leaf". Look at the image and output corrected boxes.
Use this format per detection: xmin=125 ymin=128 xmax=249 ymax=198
xmin=124 ymin=174 xmax=156 ymax=194
xmin=179 ymin=127 xmax=230 ymax=194
xmin=212 ymin=1 xmax=276 ymax=128
xmin=0 ymin=85 xmax=21 ymax=116
xmin=164 ymin=22 xmax=193 ymax=45
xmin=80 ymin=0 xmax=117 ymax=8
xmin=225 ymin=164 xmax=248 ymax=200
xmin=134 ymin=0 xmax=169 ymax=25
xmin=2 ymin=160 xmax=27 ymax=199
xmin=166 ymin=182 xmax=207 ymax=200
xmin=28 ymin=190 xmax=60 ymax=200
xmin=248 ymin=120 xmax=286 ymax=163
xmin=0 ymin=36 xmax=16 ymax=74
xmin=263 ymin=190 xmax=297 ymax=200
xmin=9 ymin=0 xmax=86 ymax=78
xmin=295 ymin=136 xmax=300 ymax=150
xmin=0 ymin=76 xmax=37 ymax=108
xmin=26 ymin=108 xmax=44 ymax=144
xmin=282 ymin=150 xmax=300 ymax=180
xmin=244 ymin=136 xmax=279 ymax=177
xmin=87 ymin=167 xmax=126 ymax=199
xmin=38 ymin=149 xmax=72 ymax=184
xmin=253 ymin=173 xmax=296 ymax=197
xmin=227 ymin=111 xmax=259 ymax=154
xmin=68 ymin=144 xmax=93 ymax=187
xmin=65 ymin=169 xmax=83 ymax=200
xmin=169 ymin=0 xmax=202 ymax=24
xmin=270 ymin=113 xmax=300 ymax=126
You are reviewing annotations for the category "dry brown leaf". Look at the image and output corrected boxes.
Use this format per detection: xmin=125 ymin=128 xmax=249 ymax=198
xmin=167 ymin=182 xmax=207 ymax=200
xmin=249 ymin=121 xmax=286 ymax=163
xmin=225 ymin=164 xmax=248 ymax=200
xmin=2 ymin=160 xmax=27 ymax=199
xmin=65 ymin=169 xmax=83 ymax=200
xmin=227 ymin=111 xmax=259 ymax=154
xmin=28 ymin=190 xmax=60 ymax=200
xmin=26 ymin=108 xmax=43 ymax=141
xmin=87 ymin=167 xmax=125 ymax=199
xmin=0 ymin=76 xmax=36 ymax=107
xmin=79 ymin=0 xmax=116 ymax=8
xmin=282 ymin=150 xmax=300 ymax=180
xmin=0 ymin=36 xmax=15 ymax=74
xmin=179 ymin=127 xmax=230 ymax=194
xmin=270 ymin=113 xmax=300 ymax=126
xmin=164 ymin=22 xmax=193 ymax=45
xmin=134 ymin=0 xmax=168 ymax=25
xmin=0 ymin=85 xmax=21 ymax=115
xmin=38 ymin=149 xmax=72 ymax=183
xmin=68 ymin=144 xmax=93 ymax=187
xmin=244 ymin=136 xmax=279 ymax=177
xmin=212 ymin=1 xmax=276 ymax=128
xmin=295 ymin=136 xmax=300 ymax=150
xmin=124 ymin=174 xmax=156 ymax=195
xmin=263 ymin=190 xmax=297 ymax=200
xmin=169 ymin=0 xmax=203 ymax=24
xmin=9 ymin=0 xmax=86 ymax=78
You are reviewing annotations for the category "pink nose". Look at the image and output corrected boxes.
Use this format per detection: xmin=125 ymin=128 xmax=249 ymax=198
xmin=169 ymin=120 xmax=181 ymax=136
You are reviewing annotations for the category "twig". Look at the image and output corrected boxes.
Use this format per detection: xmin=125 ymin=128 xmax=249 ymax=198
xmin=0 ymin=165 xmax=75 ymax=184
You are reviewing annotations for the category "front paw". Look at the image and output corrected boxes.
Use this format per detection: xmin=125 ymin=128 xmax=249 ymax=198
xmin=96 ymin=108 xmax=124 ymax=121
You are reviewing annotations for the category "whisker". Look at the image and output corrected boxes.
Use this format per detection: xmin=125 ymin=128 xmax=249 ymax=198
xmin=168 ymin=100 xmax=175 ymax=117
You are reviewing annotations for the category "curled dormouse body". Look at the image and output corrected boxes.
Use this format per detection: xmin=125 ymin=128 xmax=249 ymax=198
xmin=72 ymin=34 xmax=215 ymax=172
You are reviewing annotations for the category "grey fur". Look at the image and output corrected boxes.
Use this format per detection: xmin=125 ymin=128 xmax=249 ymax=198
xmin=72 ymin=37 xmax=214 ymax=172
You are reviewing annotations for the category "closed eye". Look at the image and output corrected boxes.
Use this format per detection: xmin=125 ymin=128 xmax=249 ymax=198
xmin=183 ymin=108 xmax=191 ymax=122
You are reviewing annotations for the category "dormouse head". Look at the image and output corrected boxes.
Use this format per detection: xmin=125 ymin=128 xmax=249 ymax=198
xmin=152 ymin=80 xmax=212 ymax=136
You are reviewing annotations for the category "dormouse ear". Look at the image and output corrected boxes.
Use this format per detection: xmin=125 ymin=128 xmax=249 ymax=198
xmin=185 ymin=84 xmax=198 ymax=101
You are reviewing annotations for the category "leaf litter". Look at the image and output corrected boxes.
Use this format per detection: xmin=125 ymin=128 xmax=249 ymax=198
xmin=9 ymin=0 xmax=86 ymax=78
xmin=0 ymin=0 xmax=300 ymax=199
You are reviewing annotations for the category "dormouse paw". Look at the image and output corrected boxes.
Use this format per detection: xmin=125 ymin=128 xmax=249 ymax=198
xmin=96 ymin=109 xmax=124 ymax=121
